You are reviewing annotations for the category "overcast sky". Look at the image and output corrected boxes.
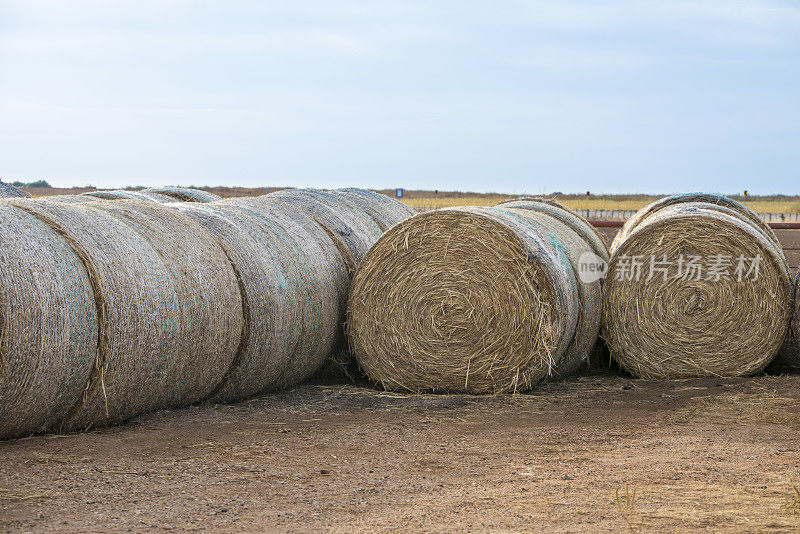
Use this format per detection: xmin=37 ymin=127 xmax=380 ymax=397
xmin=1 ymin=1 xmax=799 ymax=193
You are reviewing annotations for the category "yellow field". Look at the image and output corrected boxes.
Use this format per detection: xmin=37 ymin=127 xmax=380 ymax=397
xmin=400 ymin=196 xmax=800 ymax=214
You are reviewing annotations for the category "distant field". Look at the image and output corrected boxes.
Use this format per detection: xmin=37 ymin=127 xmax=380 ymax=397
xmin=19 ymin=186 xmax=800 ymax=214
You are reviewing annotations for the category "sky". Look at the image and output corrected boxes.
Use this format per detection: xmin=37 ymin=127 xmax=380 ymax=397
xmin=1 ymin=1 xmax=799 ymax=194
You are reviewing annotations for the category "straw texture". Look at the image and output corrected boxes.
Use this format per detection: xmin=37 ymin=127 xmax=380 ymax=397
xmin=5 ymin=199 xmax=242 ymax=431
xmin=0 ymin=203 xmax=97 ymax=439
xmin=347 ymin=207 xmax=579 ymax=393
xmin=331 ymin=188 xmax=416 ymax=231
xmin=496 ymin=198 xmax=607 ymax=378
xmin=143 ymin=187 xmax=222 ymax=203
xmin=604 ymin=198 xmax=791 ymax=379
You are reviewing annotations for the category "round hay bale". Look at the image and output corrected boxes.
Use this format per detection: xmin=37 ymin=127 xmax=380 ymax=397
xmin=85 ymin=200 xmax=243 ymax=407
xmin=143 ymin=187 xmax=222 ymax=203
xmin=266 ymin=189 xmax=382 ymax=272
xmin=0 ymin=203 xmax=97 ymax=439
xmin=347 ymin=207 xmax=579 ymax=393
xmin=331 ymin=188 xmax=415 ymax=231
xmin=4 ymin=199 xmax=242 ymax=431
xmin=496 ymin=200 xmax=606 ymax=378
xmin=0 ymin=182 xmax=30 ymax=198
xmin=167 ymin=202 xmax=303 ymax=402
xmin=612 ymin=192 xmax=777 ymax=250
xmin=216 ymin=197 xmax=349 ymax=389
xmin=603 ymin=200 xmax=791 ymax=379
xmin=82 ymin=190 xmax=175 ymax=203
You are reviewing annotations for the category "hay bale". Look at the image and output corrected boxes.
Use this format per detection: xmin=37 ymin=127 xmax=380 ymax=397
xmin=4 ymin=199 xmax=242 ymax=431
xmin=143 ymin=187 xmax=222 ymax=203
xmin=266 ymin=189 xmax=382 ymax=272
xmin=82 ymin=190 xmax=175 ymax=203
xmin=331 ymin=188 xmax=416 ymax=231
xmin=611 ymin=192 xmax=777 ymax=250
xmin=214 ymin=197 xmax=349 ymax=390
xmin=85 ymin=200 xmax=243 ymax=406
xmin=167 ymin=202 xmax=305 ymax=401
xmin=0 ymin=182 xmax=30 ymax=198
xmin=0 ymin=203 xmax=97 ymax=439
xmin=347 ymin=207 xmax=579 ymax=393
xmin=603 ymin=198 xmax=791 ymax=378
xmin=496 ymin=198 xmax=608 ymax=378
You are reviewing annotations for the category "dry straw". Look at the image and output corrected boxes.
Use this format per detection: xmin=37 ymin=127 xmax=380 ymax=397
xmin=603 ymin=196 xmax=791 ymax=379
xmin=0 ymin=182 xmax=30 ymax=198
xmin=143 ymin=187 xmax=222 ymax=203
xmin=0 ymin=203 xmax=97 ymax=439
xmin=496 ymin=198 xmax=608 ymax=378
xmin=215 ymin=197 xmax=350 ymax=390
xmin=347 ymin=206 xmax=579 ymax=394
xmin=4 ymin=198 xmax=242 ymax=431
xmin=331 ymin=188 xmax=416 ymax=231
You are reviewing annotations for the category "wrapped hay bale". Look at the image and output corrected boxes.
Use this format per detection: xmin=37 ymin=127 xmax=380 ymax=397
xmin=347 ymin=207 xmax=579 ymax=393
xmin=213 ymin=197 xmax=349 ymax=390
xmin=5 ymin=199 xmax=242 ymax=431
xmin=143 ymin=186 xmax=222 ymax=203
xmin=0 ymin=203 xmax=97 ymax=439
xmin=495 ymin=198 xmax=608 ymax=378
xmin=167 ymin=202 xmax=303 ymax=402
xmin=604 ymin=196 xmax=791 ymax=379
xmin=266 ymin=188 xmax=382 ymax=272
xmin=0 ymin=181 xmax=30 ymax=198
xmin=85 ymin=200 xmax=243 ymax=407
xmin=331 ymin=188 xmax=416 ymax=231
xmin=82 ymin=190 xmax=175 ymax=203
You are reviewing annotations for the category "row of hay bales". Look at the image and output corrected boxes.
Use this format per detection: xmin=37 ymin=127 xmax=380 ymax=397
xmin=347 ymin=193 xmax=796 ymax=393
xmin=0 ymin=187 xmax=414 ymax=439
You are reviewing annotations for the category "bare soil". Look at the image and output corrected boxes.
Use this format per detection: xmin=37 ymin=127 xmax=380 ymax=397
xmin=2 ymin=374 xmax=800 ymax=533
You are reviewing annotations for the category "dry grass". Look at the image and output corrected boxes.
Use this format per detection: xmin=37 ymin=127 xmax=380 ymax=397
xmin=604 ymin=197 xmax=792 ymax=379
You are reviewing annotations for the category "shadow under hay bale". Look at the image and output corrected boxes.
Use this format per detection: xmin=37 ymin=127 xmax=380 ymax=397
xmin=496 ymin=198 xmax=608 ymax=379
xmin=0 ymin=203 xmax=97 ymax=440
xmin=771 ymin=265 xmax=800 ymax=373
xmin=347 ymin=206 xmax=581 ymax=394
xmin=4 ymin=199 xmax=242 ymax=432
xmin=603 ymin=196 xmax=791 ymax=379
xmin=143 ymin=187 xmax=222 ymax=203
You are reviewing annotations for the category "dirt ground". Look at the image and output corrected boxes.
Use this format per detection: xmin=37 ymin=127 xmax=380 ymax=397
xmin=2 ymin=373 xmax=800 ymax=533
